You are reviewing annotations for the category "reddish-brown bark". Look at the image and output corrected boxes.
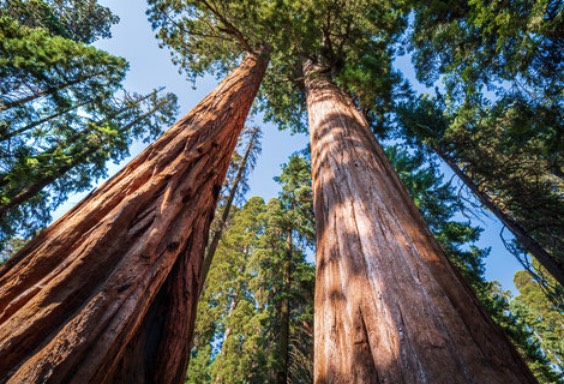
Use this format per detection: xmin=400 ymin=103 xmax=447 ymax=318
xmin=303 ymin=60 xmax=536 ymax=384
xmin=0 ymin=52 xmax=268 ymax=384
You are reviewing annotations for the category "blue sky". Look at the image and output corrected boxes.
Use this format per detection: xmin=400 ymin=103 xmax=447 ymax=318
xmin=52 ymin=0 xmax=524 ymax=293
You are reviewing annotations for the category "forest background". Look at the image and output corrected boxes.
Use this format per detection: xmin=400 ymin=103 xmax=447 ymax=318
xmin=1 ymin=1 xmax=562 ymax=382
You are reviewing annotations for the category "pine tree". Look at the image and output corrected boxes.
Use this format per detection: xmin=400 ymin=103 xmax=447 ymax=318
xmin=0 ymin=0 xmax=119 ymax=43
xmin=0 ymin=52 xmax=268 ymax=383
xmin=0 ymin=89 xmax=178 ymax=249
xmin=513 ymin=264 xmax=564 ymax=373
xmin=0 ymin=3 xmax=181 ymax=252
xmin=395 ymin=94 xmax=564 ymax=287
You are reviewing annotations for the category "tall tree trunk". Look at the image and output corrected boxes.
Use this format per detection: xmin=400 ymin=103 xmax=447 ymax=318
xmin=277 ymin=231 xmax=292 ymax=384
xmin=199 ymin=128 xmax=260 ymax=295
xmin=303 ymin=60 xmax=536 ymax=384
xmin=435 ymin=149 xmax=564 ymax=287
xmin=0 ymin=51 xmax=269 ymax=384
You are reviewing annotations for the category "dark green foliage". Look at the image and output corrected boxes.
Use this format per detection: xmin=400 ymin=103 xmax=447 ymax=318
xmin=410 ymin=0 xmax=562 ymax=99
xmin=0 ymin=89 xmax=178 ymax=248
xmin=394 ymin=93 xmax=564 ymax=287
xmin=146 ymin=0 xmax=407 ymax=132
xmin=1 ymin=0 xmax=119 ymax=43
xmin=513 ymin=264 xmax=564 ymax=372
xmin=405 ymin=0 xmax=563 ymax=285
xmin=0 ymin=4 xmax=179 ymax=252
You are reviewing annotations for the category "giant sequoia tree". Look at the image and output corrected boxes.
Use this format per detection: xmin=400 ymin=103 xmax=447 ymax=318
xmin=0 ymin=51 xmax=268 ymax=383
xmin=387 ymin=145 xmax=563 ymax=383
xmin=148 ymin=1 xmax=536 ymax=382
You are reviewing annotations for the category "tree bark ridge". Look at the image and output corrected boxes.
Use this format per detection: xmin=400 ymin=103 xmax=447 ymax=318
xmin=0 ymin=52 xmax=269 ymax=384
xmin=303 ymin=59 xmax=536 ymax=384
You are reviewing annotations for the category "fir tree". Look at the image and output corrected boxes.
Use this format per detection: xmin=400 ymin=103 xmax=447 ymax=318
xmin=189 ymin=154 xmax=315 ymax=383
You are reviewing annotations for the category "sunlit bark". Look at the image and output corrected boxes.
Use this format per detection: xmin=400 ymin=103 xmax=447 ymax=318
xmin=303 ymin=59 xmax=536 ymax=384
xmin=0 ymin=52 xmax=269 ymax=384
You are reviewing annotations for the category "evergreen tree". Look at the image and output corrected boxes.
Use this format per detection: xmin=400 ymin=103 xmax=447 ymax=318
xmin=201 ymin=125 xmax=262 ymax=293
xmin=0 ymin=3 xmax=181 ymax=252
xmin=188 ymin=154 xmax=315 ymax=383
xmin=0 ymin=89 xmax=178 ymax=249
xmin=514 ymin=264 xmax=564 ymax=372
xmin=148 ymin=1 xmax=536 ymax=381
xmin=1 ymin=0 xmax=119 ymax=43
xmin=395 ymin=94 xmax=564 ymax=287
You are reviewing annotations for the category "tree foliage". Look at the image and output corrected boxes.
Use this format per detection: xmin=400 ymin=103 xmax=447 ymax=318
xmin=188 ymin=154 xmax=315 ymax=383
xmin=395 ymin=93 xmax=564 ymax=287
xmin=403 ymin=0 xmax=563 ymax=284
xmin=147 ymin=0 xmax=407 ymax=132
xmin=0 ymin=2 xmax=179 ymax=251
xmin=513 ymin=263 xmax=564 ymax=373
xmin=1 ymin=0 xmax=119 ymax=43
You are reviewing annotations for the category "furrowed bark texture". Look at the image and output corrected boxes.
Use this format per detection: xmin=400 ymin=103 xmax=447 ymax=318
xmin=303 ymin=60 xmax=536 ymax=384
xmin=0 ymin=52 xmax=268 ymax=384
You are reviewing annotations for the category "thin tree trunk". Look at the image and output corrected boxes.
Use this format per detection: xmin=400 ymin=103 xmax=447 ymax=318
xmin=303 ymin=60 xmax=536 ymax=384
xmin=213 ymin=293 xmax=239 ymax=384
xmin=0 ymin=100 xmax=170 ymax=217
xmin=0 ymin=99 xmax=92 ymax=142
xmin=199 ymin=129 xmax=259 ymax=295
xmin=277 ymin=231 xmax=292 ymax=384
xmin=0 ymin=71 xmax=104 ymax=112
xmin=0 ymin=52 xmax=269 ymax=384
xmin=436 ymin=149 xmax=564 ymax=287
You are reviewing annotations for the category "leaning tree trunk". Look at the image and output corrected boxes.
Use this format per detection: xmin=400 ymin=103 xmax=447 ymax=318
xmin=277 ymin=231 xmax=292 ymax=384
xmin=435 ymin=149 xmax=564 ymax=287
xmin=199 ymin=128 xmax=260 ymax=295
xmin=0 ymin=51 xmax=269 ymax=384
xmin=303 ymin=60 xmax=536 ymax=384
